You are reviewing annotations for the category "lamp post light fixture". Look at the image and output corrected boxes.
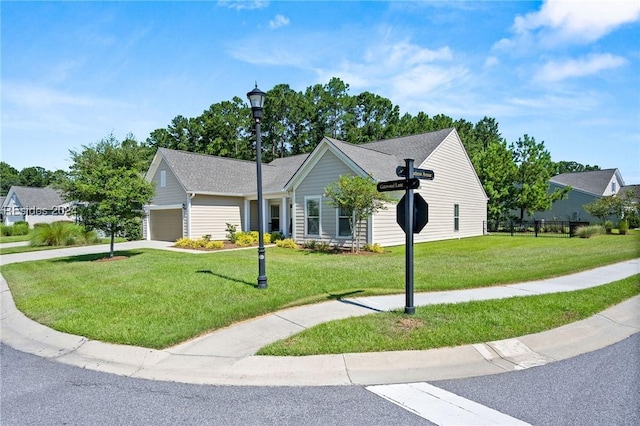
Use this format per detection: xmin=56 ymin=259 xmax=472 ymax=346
xmin=247 ymin=83 xmax=268 ymax=289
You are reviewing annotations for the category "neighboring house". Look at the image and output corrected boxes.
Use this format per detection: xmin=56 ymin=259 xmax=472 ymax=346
xmin=143 ymin=128 xmax=488 ymax=247
xmin=1 ymin=186 xmax=74 ymax=226
xmin=525 ymin=168 xmax=626 ymax=222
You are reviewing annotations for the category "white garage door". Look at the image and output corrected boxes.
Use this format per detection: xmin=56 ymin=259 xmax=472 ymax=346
xmin=150 ymin=209 xmax=183 ymax=242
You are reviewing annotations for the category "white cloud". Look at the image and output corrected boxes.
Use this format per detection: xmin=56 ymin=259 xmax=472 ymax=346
xmin=269 ymin=14 xmax=290 ymax=29
xmin=535 ymin=53 xmax=628 ymax=82
xmin=217 ymin=1 xmax=269 ymax=11
xmin=484 ymin=56 xmax=499 ymax=68
xmin=510 ymin=0 xmax=640 ymax=45
xmin=2 ymin=81 xmax=96 ymax=108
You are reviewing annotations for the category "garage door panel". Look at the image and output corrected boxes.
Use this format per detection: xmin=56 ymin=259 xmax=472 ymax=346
xmin=150 ymin=209 xmax=182 ymax=242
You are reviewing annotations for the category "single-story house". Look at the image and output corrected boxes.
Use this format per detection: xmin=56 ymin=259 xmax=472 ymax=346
xmin=525 ymin=168 xmax=627 ymax=222
xmin=143 ymin=128 xmax=488 ymax=247
xmin=1 ymin=186 xmax=74 ymax=226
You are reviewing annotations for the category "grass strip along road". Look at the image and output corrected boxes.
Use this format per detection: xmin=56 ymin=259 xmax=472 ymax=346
xmin=1 ymin=234 xmax=638 ymax=349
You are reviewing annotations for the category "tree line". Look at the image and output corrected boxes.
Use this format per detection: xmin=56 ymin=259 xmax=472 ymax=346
xmin=3 ymin=77 xmax=601 ymax=223
xmin=145 ymin=77 xmax=599 ymax=222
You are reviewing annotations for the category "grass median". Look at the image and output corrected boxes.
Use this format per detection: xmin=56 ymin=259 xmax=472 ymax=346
xmin=1 ymin=233 xmax=638 ymax=349
xmin=258 ymin=275 xmax=640 ymax=355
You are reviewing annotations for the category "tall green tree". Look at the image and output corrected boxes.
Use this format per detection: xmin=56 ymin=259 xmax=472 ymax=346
xmin=469 ymin=118 xmax=518 ymax=224
xmin=345 ymin=91 xmax=400 ymax=143
xmin=0 ymin=162 xmax=20 ymax=195
xmin=511 ymin=135 xmax=569 ymax=220
xmin=200 ymin=97 xmax=252 ymax=159
xmin=324 ymin=175 xmax=394 ymax=252
xmin=60 ymin=134 xmax=154 ymax=258
xmin=263 ymin=84 xmax=310 ymax=160
xmin=18 ymin=166 xmax=50 ymax=187
xmin=551 ymin=161 xmax=600 ymax=175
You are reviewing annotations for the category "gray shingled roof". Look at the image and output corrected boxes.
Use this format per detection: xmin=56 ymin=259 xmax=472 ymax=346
xmin=324 ymin=137 xmax=402 ymax=181
xmin=325 ymin=128 xmax=453 ymax=181
xmin=4 ymin=186 xmax=66 ymax=209
xmin=158 ymin=148 xmax=261 ymax=194
xmin=361 ymin=128 xmax=453 ymax=166
xmin=157 ymin=128 xmax=452 ymax=195
xmin=158 ymin=148 xmax=308 ymax=195
xmin=550 ymin=169 xmax=619 ymax=196
xmin=263 ymin=154 xmax=309 ymax=192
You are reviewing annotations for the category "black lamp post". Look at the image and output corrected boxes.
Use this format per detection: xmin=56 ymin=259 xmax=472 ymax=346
xmin=247 ymin=84 xmax=268 ymax=289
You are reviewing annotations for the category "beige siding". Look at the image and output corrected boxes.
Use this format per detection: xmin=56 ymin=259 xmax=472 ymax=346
xmin=150 ymin=159 xmax=186 ymax=205
xmin=373 ymin=132 xmax=487 ymax=246
xmin=293 ymin=149 xmax=366 ymax=246
xmin=191 ymin=195 xmax=244 ymax=240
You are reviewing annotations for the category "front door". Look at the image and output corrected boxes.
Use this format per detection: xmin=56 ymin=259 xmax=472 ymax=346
xmin=270 ymin=205 xmax=280 ymax=233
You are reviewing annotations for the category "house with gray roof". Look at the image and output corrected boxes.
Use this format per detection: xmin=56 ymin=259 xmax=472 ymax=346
xmin=143 ymin=128 xmax=488 ymax=246
xmin=1 ymin=186 xmax=73 ymax=226
xmin=524 ymin=168 xmax=627 ymax=222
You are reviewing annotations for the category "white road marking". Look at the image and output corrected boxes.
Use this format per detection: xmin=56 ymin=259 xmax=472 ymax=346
xmin=367 ymin=382 xmax=531 ymax=425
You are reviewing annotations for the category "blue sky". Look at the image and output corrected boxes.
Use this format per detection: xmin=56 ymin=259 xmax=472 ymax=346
xmin=2 ymin=1 xmax=639 ymax=183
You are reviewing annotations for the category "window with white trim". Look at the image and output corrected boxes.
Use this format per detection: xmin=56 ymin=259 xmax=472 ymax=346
xmin=454 ymin=204 xmax=460 ymax=232
xmin=160 ymin=170 xmax=167 ymax=188
xmin=305 ymin=197 xmax=321 ymax=236
xmin=337 ymin=205 xmax=352 ymax=237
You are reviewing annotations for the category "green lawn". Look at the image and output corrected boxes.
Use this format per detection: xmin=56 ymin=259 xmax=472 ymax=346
xmin=258 ymin=275 xmax=640 ymax=355
xmin=1 ymin=233 xmax=638 ymax=349
xmin=0 ymin=233 xmax=32 ymax=244
xmin=0 ymin=237 xmax=128 ymax=255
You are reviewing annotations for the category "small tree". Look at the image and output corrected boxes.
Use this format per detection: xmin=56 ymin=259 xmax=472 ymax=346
xmin=510 ymin=135 xmax=569 ymax=220
xmin=584 ymin=190 xmax=637 ymax=224
xmin=59 ymin=134 xmax=154 ymax=258
xmin=324 ymin=175 xmax=394 ymax=252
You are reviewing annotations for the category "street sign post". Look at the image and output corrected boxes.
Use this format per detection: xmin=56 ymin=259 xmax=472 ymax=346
xmin=379 ymin=159 xmax=435 ymax=315
xmin=396 ymin=166 xmax=434 ymax=180
xmin=376 ymin=178 xmax=420 ymax=192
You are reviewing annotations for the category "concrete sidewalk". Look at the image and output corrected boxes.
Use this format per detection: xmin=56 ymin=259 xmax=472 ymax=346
xmin=0 ymin=242 xmax=638 ymax=386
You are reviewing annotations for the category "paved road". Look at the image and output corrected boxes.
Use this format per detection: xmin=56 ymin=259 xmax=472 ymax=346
xmin=2 ymin=335 xmax=638 ymax=425
xmin=0 ymin=344 xmax=428 ymax=426
xmin=434 ymin=333 xmax=640 ymax=426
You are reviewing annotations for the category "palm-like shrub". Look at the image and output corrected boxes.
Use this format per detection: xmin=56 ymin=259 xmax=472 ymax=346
xmin=30 ymin=221 xmax=98 ymax=246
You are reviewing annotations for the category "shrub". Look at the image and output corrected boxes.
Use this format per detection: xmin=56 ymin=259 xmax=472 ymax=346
xmin=604 ymin=220 xmax=613 ymax=234
xmin=276 ymin=238 xmax=298 ymax=249
xmin=175 ymin=237 xmax=224 ymax=250
xmin=82 ymin=229 xmax=100 ymax=244
xmin=205 ymin=240 xmax=224 ymax=249
xmin=618 ymin=220 xmax=629 ymax=235
xmin=627 ymin=212 xmax=640 ymax=229
xmin=1 ymin=222 xmax=30 ymax=236
xmin=575 ymin=225 xmax=604 ymax=239
xmin=118 ymin=217 xmax=142 ymax=241
xmin=225 ymin=223 xmax=238 ymax=243
xmin=175 ymin=237 xmax=196 ymax=248
xmin=270 ymin=231 xmax=284 ymax=242
xmin=235 ymin=233 xmax=256 ymax=247
xmin=303 ymin=240 xmax=317 ymax=250
xmin=30 ymin=221 xmax=85 ymax=246
xmin=315 ymin=241 xmax=331 ymax=252
xmin=363 ymin=243 xmax=385 ymax=253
